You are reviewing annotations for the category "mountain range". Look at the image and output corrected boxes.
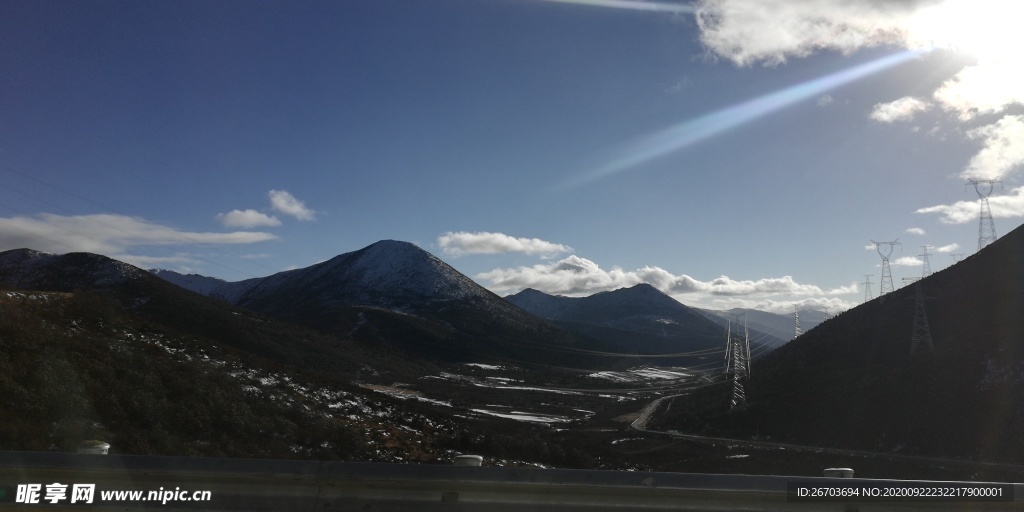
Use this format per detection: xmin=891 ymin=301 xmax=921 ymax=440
xmin=3 ymin=225 xmax=1023 ymax=472
xmin=696 ymin=307 xmax=828 ymax=350
xmin=0 ymin=248 xmax=395 ymax=374
xmin=506 ymin=284 xmax=785 ymax=364
xmin=1 ymin=242 xmax=595 ymax=367
xmin=149 ymin=241 xmax=605 ymax=366
xmin=150 ymin=241 xmax=761 ymax=367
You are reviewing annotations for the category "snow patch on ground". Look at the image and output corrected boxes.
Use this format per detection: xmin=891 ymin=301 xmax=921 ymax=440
xmin=464 ymin=363 xmax=504 ymax=370
xmin=587 ymin=366 xmax=693 ymax=382
xmin=470 ymin=409 xmax=571 ymax=424
xmin=362 ymin=384 xmax=452 ymax=408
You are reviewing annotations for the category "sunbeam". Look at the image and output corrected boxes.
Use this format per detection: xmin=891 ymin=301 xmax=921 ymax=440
xmin=534 ymin=0 xmax=695 ymax=14
xmin=563 ymin=49 xmax=926 ymax=187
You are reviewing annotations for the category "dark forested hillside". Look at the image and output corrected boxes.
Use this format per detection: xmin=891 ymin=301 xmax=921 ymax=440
xmin=0 ymin=290 xmax=391 ymax=457
xmin=651 ymin=223 xmax=1024 ymax=463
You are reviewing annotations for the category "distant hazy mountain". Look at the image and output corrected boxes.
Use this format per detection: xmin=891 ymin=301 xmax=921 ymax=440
xmin=152 ymin=240 xmax=607 ymax=366
xmin=149 ymin=268 xmax=236 ymax=298
xmin=653 ymin=222 xmax=1024 ymax=463
xmin=506 ymin=284 xmax=784 ymax=363
xmin=508 ymin=284 xmax=718 ymax=336
xmin=695 ymin=307 xmax=828 ymax=349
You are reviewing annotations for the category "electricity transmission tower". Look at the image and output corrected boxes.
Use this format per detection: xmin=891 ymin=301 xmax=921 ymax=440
xmin=919 ymin=246 xmax=933 ymax=278
xmin=863 ymin=274 xmax=873 ymax=302
xmin=722 ymin=322 xmax=732 ymax=374
xmin=871 ymin=239 xmax=900 ymax=295
xmin=896 ymin=252 xmax=935 ymax=355
xmin=909 ymin=283 xmax=934 ymax=355
xmin=723 ymin=321 xmax=751 ymax=410
xmin=793 ymin=307 xmax=801 ymax=339
xmin=950 ymin=253 xmax=965 ymax=263
xmin=968 ymin=179 xmax=1001 ymax=251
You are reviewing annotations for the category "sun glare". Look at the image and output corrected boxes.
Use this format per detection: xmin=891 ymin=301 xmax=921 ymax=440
xmin=908 ymin=0 xmax=1023 ymax=62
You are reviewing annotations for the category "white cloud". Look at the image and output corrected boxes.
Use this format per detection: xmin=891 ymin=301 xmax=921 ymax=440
xmin=269 ymin=190 xmax=316 ymax=221
xmin=693 ymin=0 xmax=1024 ymax=177
xmin=476 ymin=255 xmax=854 ymax=310
xmin=961 ymin=115 xmax=1024 ymax=180
xmin=707 ymin=296 xmax=859 ymax=315
xmin=693 ymin=0 xmax=923 ymax=66
xmin=694 ymin=1 xmax=1023 ymax=69
xmin=816 ymin=94 xmax=835 ymax=107
xmin=906 ymin=227 xmax=926 ymax=235
xmin=933 ymin=242 xmax=960 ymax=253
xmin=216 ymin=209 xmax=282 ymax=228
xmin=916 ymin=200 xmax=975 ymax=223
xmin=690 ymin=0 xmax=1024 ymax=246
xmin=0 ymin=213 xmax=277 ymax=255
xmin=934 ymin=62 xmax=1024 ymax=121
xmin=893 ymin=256 xmax=923 ymax=267
xmin=438 ymin=231 xmax=572 ymax=257
xmin=916 ymin=185 xmax=1024 ymax=223
xmin=870 ymin=96 xmax=932 ymax=123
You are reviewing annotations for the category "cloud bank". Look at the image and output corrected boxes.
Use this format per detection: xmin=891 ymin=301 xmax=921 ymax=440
xmin=693 ymin=0 xmax=927 ymax=67
xmin=476 ymin=254 xmax=855 ymax=311
xmin=0 ymin=213 xmax=276 ymax=256
xmin=438 ymin=232 xmax=572 ymax=257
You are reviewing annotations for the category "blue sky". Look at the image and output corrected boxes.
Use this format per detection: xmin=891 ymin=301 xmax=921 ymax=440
xmin=2 ymin=0 xmax=1023 ymax=313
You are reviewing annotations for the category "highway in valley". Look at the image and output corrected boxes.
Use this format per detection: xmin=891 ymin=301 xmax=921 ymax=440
xmin=628 ymin=391 xmax=1024 ymax=476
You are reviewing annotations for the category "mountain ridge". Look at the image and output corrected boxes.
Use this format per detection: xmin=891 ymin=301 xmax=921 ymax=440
xmin=504 ymin=283 xmax=784 ymax=363
xmin=144 ymin=240 xmax=612 ymax=366
xmin=650 ymin=222 xmax=1024 ymax=462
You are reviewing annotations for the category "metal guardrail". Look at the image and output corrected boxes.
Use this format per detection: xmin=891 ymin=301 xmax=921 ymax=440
xmin=0 ymin=451 xmax=1020 ymax=511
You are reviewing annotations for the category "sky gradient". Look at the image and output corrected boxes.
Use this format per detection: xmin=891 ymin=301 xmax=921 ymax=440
xmin=2 ymin=0 xmax=1023 ymax=313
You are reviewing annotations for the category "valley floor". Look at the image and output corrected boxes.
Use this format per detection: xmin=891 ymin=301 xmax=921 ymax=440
xmin=359 ymin=360 xmax=1024 ymax=483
